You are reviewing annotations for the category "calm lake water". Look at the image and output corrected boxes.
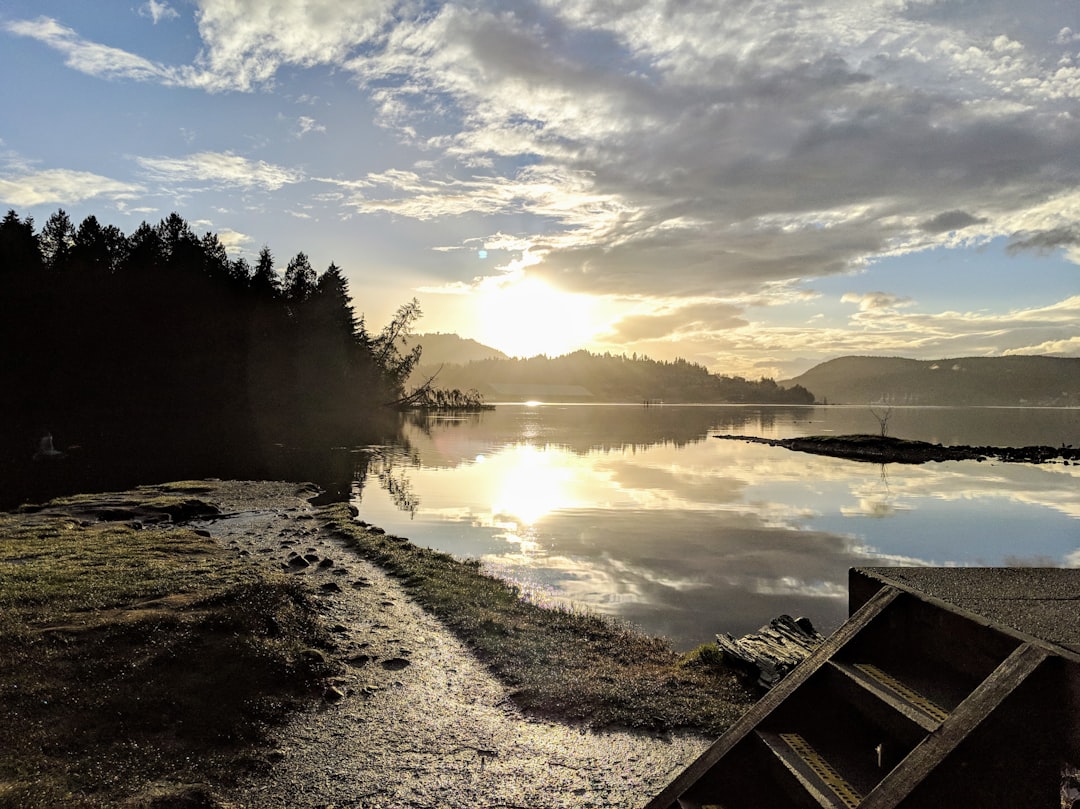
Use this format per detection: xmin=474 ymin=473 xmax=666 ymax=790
xmin=353 ymin=404 xmax=1080 ymax=650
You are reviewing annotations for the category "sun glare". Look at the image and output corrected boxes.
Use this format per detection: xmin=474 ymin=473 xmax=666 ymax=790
xmin=490 ymin=445 xmax=572 ymax=527
xmin=473 ymin=277 xmax=597 ymax=358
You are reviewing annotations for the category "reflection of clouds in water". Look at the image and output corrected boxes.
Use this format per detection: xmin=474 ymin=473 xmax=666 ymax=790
xmin=1001 ymin=554 xmax=1070 ymax=567
xmin=869 ymin=462 xmax=1080 ymax=521
xmin=493 ymin=526 xmax=543 ymax=556
xmin=751 ymin=577 xmax=848 ymax=599
xmin=362 ymin=407 xmax=1080 ymax=648
xmin=394 ymin=441 xmax=1079 ymax=644
xmin=842 ymin=497 xmax=900 ymax=518
xmin=415 ymin=506 xmax=476 ymax=522
xmin=595 ymin=456 xmax=748 ymax=506
xmin=479 ymin=508 xmax=936 ymax=647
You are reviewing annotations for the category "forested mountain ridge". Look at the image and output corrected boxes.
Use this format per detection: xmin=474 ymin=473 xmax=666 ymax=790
xmin=414 ymin=350 xmax=815 ymax=404
xmin=782 ymin=355 xmax=1080 ymax=406
xmin=411 ymin=333 xmax=508 ymax=366
xmin=0 ymin=208 xmax=421 ymax=486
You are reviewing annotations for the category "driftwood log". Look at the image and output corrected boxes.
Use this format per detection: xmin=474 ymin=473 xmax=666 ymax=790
xmin=715 ymin=615 xmax=824 ymax=689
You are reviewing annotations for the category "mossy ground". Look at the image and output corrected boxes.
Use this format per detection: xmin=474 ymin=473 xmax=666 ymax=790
xmin=0 ymin=495 xmax=334 ymax=809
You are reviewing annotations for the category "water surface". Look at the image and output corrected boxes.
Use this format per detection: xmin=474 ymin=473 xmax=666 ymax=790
xmin=353 ymin=404 xmax=1080 ymax=649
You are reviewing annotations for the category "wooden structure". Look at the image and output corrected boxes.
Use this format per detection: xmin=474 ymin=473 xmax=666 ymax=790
xmin=715 ymin=614 xmax=824 ymax=690
xmin=646 ymin=567 xmax=1080 ymax=808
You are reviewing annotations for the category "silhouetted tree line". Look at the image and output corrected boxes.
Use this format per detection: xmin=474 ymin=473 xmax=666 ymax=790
xmin=423 ymin=350 xmax=816 ymax=404
xmin=0 ymin=209 xmax=422 ymax=482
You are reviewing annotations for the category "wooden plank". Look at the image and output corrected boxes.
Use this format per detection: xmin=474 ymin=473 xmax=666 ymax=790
xmin=858 ymin=642 xmax=1050 ymax=809
xmin=758 ymin=731 xmax=863 ymax=808
xmin=642 ymin=586 xmax=900 ymax=809
xmin=828 ymin=660 xmax=946 ymax=732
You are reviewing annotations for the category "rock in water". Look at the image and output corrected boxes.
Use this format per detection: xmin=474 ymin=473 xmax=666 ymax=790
xmin=715 ymin=615 xmax=824 ymax=689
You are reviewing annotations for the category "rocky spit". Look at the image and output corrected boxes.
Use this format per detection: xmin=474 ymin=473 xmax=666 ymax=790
xmin=190 ymin=481 xmax=711 ymax=809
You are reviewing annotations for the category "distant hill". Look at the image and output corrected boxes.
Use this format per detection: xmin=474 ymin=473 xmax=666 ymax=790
xmin=782 ymin=356 xmax=1080 ymax=406
xmin=410 ymin=349 xmax=815 ymax=404
xmin=413 ymin=333 xmax=508 ymax=367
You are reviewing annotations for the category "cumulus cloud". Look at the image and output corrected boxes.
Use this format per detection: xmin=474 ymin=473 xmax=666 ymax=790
xmin=137 ymin=151 xmax=304 ymax=190
xmin=329 ymin=0 xmax=1080 ymax=300
xmin=187 ymin=0 xmax=394 ymax=91
xmin=1057 ymin=27 xmax=1080 ymax=45
xmin=7 ymin=0 xmax=1079 ymax=332
xmin=0 ymin=168 xmax=144 ymax=206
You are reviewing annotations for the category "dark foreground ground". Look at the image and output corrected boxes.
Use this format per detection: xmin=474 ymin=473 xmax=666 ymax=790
xmin=0 ymin=480 xmax=755 ymax=809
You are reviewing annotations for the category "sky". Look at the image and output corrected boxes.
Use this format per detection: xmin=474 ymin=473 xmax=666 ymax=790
xmin=1 ymin=0 xmax=1078 ymax=379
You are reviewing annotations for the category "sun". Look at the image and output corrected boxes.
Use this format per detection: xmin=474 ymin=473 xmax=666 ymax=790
xmin=471 ymin=276 xmax=597 ymax=358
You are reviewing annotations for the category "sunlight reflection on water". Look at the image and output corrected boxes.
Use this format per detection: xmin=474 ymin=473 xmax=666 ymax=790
xmin=353 ymin=404 xmax=1080 ymax=649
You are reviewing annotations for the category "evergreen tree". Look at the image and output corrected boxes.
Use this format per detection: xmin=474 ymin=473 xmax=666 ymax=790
xmin=284 ymin=251 xmax=317 ymax=302
xmin=0 ymin=210 xmax=43 ymax=275
xmin=200 ymin=232 xmax=231 ymax=281
xmin=39 ymin=209 xmax=75 ymax=272
xmin=71 ymin=215 xmax=122 ymax=277
xmin=250 ymin=246 xmax=279 ymax=298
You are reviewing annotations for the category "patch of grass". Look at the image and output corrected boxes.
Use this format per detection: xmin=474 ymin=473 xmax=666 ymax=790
xmin=0 ymin=509 xmax=333 ymax=809
xmin=323 ymin=504 xmax=756 ymax=735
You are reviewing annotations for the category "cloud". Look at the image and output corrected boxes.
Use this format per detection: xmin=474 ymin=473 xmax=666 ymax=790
xmin=919 ymin=210 xmax=988 ymax=234
xmin=7 ymin=1 xmax=1079 ymax=316
xmin=209 ymin=227 xmax=251 ymax=253
xmin=617 ymin=292 xmax=1080 ymax=379
xmin=325 ymin=0 xmax=1080 ymax=301
xmin=5 ymin=17 xmax=177 ymax=83
xmin=1057 ymin=28 xmax=1080 ymax=45
xmin=138 ymin=1 xmax=180 ymax=25
xmin=0 ymin=168 xmax=144 ymax=206
xmin=321 ymin=164 xmax=633 ymax=234
xmin=7 ymin=3 xmax=393 ymax=92
xmin=186 ymin=0 xmax=395 ymax=91
xmin=841 ymin=291 xmax=914 ymax=312
xmin=1006 ymin=226 xmax=1080 ymax=255
xmin=294 ymin=116 xmax=326 ymax=138
xmin=137 ymin=151 xmax=304 ymax=190
xmin=603 ymin=301 xmax=749 ymax=344
xmin=1004 ymin=336 xmax=1080 ymax=356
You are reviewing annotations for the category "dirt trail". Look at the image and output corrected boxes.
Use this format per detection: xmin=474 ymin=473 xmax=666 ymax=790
xmin=194 ymin=481 xmax=711 ymax=809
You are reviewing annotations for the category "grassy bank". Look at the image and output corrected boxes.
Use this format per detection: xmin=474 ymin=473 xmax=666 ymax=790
xmin=324 ymin=503 xmax=756 ymax=735
xmin=1 ymin=484 xmax=758 ymax=807
xmin=0 ymin=492 xmax=334 ymax=809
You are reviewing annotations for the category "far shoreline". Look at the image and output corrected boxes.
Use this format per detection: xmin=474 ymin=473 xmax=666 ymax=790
xmin=715 ymin=432 xmax=1080 ymax=465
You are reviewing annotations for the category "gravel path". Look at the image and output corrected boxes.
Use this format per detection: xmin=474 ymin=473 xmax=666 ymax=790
xmin=192 ymin=481 xmax=712 ymax=809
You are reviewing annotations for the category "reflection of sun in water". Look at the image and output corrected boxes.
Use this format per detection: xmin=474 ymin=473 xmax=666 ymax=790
xmin=491 ymin=444 xmax=572 ymax=527
xmin=473 ymin=276 xmax=597 ymax=358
